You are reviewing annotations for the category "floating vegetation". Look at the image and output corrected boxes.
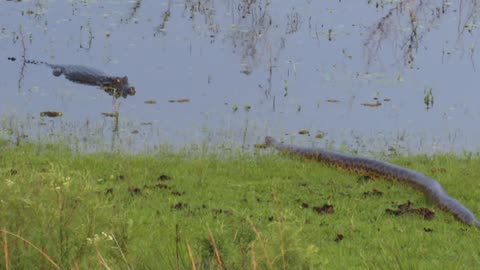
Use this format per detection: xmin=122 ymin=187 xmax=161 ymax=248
xmin=315 ymin=132 xmax=325 ymax=139
xmin=40 ymin=111 xmax=63 ymax=117
xmin=144 ymin=99 xmax=157 ymax=104
xmin=101 ymin=112 xmax=118 ymax=118
xmin=360 ymin=101 xmax=382 ymax=108
xmin=22 ymin=10 xmax=36 ymax=16
xmin=168 ymin=98 xmax=191 ymax=103
xmin=298 ymin=129 xmax=309 ymax=135
xmin=327 ymin=29 xmax=334 ymax=41
xmin=244 ymin=105 xmax=251 ymax=112
xmin=241 ymin=67 xmax=252 ymax=75
xmin=326 ymin=99 xmax=340 ymax=103
xmin=424 ymin=87 xmax=434 ymax=110
xmin=360 ymin=94 xmax=390 ymax=107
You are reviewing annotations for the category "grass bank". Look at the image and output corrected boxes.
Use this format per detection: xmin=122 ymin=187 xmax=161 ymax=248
xmin=0 ymin=139 xmax=479 ymax=269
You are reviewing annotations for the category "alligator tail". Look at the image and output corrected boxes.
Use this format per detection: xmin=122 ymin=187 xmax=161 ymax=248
xmin=24 ymin=59 xmax=50 ymax=66
xmin=7 ymin=57 xmax=50 ymax=67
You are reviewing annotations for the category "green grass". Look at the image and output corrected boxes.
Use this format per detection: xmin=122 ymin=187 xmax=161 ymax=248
xmin=0 ymin=140 xmax=480 ymax=269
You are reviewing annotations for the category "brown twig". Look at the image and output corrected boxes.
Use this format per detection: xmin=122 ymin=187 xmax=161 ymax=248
xmin=247 ymin=219 xmax=274 ymax=270
xmin=186 ymin=240 xmax=197 ymax=270
xmin=250 ymin=242 xmax=257 ymax=270
xmin=95 ymin=242 xmax=112 ymax=270
xmin=111 ymin=233 xmax=131 ymax=270
xmin=2 ymin=229 xmax=10 ymax=270
xmin=207 ymin=224 xmax=224 ymax=270
xmin=0 ymin=228 xmax=60 ymax=270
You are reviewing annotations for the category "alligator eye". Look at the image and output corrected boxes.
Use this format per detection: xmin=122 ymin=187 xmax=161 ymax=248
xmin=113 ymin=78 xmax=121 ymax=83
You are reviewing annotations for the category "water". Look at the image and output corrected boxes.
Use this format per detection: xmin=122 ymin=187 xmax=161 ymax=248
xmin=1 ymin=0 xmax=479 ymax=153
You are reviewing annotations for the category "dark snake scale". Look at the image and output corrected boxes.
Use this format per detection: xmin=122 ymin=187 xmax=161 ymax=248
xmin=265 ymin=136 xmax=480 ymax=227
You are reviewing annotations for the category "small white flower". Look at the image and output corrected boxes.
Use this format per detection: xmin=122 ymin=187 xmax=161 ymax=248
xmin=102 ymin=232 xmax=114 ymax=241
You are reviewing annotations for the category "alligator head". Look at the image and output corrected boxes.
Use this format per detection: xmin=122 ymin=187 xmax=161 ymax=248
xmin=102 ymin=76 xmax=136 ymax=98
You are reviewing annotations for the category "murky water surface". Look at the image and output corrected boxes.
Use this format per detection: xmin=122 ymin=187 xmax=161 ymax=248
xmin=1 ymin=1 xmax=479 ymax=153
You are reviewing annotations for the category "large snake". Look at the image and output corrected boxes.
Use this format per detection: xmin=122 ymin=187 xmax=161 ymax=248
xmin=264 ymin=136 xmax=480 ymax=227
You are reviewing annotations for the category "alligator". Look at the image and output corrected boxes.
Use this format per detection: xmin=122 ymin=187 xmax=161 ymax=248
xmin=8 ymin=57 xmax=136 ymax=98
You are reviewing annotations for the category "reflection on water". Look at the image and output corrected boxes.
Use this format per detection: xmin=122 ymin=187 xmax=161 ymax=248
xmin=364 ymin=0 xmax=468 ymax=68
xmin=1 ymin=0 xmax=480 ymax=153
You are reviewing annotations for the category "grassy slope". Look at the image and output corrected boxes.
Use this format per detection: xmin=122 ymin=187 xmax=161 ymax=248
xmin=0 ymin=140 xmax=479 ymax=269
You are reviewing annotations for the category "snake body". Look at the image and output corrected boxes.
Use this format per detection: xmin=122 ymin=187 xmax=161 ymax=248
xmin=265 ymin=136 xmax=480 ymax=227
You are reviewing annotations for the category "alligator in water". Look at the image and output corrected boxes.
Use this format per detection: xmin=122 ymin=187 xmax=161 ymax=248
xmin=8 ymin=57 xmax=136 ymax=98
